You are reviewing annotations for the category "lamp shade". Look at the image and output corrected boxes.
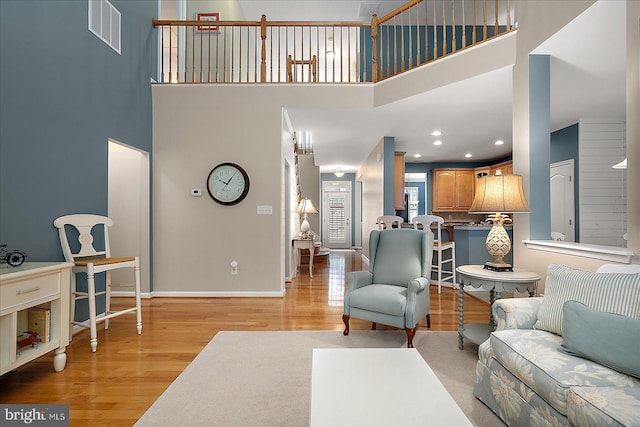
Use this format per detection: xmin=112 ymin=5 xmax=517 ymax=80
xmin=296 ymin=198 xmax=319 ymax=214
xmin=469 ymin=174 xmax=530 ymax=214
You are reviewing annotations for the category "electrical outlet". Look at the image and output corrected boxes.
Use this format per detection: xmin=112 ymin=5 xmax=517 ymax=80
xmin=230 ymin=261 xmax=238 ymax=275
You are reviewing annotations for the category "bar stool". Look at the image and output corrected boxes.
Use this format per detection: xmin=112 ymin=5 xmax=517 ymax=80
xmin=376 ymin=215 xmax=404 ymax=230
xmin=412 ymin=215 xmax=455 ymax=293
xmin=54 ymin=214 xmax=142 ymax=352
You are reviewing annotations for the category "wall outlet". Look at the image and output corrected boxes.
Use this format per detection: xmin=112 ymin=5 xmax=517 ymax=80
xmin=230 ymin=261 xmax=238 ymax=275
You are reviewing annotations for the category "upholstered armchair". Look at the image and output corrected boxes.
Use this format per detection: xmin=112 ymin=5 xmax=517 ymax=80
xmin=342 ymin=229 xmax=434 ymax=348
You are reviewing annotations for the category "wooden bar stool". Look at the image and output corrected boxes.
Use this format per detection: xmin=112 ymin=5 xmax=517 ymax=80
xmin=412 ymin=215 xmax=456 ymax=293
xmin=54 ymin=214 xmax=142 ymax=352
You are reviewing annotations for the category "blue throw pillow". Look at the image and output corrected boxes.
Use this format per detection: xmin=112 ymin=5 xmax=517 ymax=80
xmin=560 ymin=300 xmax=640 ymax=378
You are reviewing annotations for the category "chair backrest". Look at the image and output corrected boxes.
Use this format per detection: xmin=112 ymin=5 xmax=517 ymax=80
xmin=369 ymin=229 xmax=434 ymax=286
xmin=53 ymin=214 xmax=114 ymax=262
xmin=376 ymin=215 xmax=404 ymax=230
xmin=413 ymin=215 xmax=444 ymax=243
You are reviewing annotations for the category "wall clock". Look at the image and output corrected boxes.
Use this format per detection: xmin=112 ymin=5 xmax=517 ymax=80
xmin=207 ymin=162 xmax=250 ymax=205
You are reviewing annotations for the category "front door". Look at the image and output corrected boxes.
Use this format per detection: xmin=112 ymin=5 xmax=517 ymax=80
xmin=323 ymin=182 xmax=351 ymax=249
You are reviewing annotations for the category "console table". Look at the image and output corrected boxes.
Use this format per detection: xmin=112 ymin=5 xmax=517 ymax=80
xmin=0 ymin=262 xmax=73 ymax=374
xmin=456 ymin=265 xmax=540 ymax=350
xmin=293 ymin=238 xmax=315 ymax=278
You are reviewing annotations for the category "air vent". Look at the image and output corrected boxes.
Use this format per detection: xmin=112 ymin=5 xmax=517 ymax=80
xmin=358 ymin=2 xmax=380 ymax=18
xmin=88 ymin=0 xmax=121 ymax=54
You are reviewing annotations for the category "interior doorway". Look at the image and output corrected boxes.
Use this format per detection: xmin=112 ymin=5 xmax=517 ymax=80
xmin=550 ymin=159 xmax=575 ymax=242
xmin=108 ymin=140 xmax=151 ymax=295
xmin=322 ymin=181 xmax=352 ymax=249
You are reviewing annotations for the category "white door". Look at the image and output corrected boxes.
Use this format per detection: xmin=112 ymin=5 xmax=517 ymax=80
xmin=550 ymin=160 xmax=575 ymax=242
xmin=323 ymin=182 xmax=351 ymax=249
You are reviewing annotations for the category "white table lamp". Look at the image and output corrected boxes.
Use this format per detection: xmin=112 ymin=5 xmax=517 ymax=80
xmin=469 ymin=174 xmax=530 ymax=272
xmin=296 ymin=198 xmax=318 ymax=239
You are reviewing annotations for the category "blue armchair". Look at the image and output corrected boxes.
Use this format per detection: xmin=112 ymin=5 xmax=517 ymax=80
xmin=342 ymin=229 xmax=434 ymax=347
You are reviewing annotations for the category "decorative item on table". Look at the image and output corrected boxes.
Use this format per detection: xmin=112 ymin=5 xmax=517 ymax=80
xmin=28 ymin=307 xmax=51 ymax=343
xmin=17 ymin=331 xmax=41 ymax=353
xmin=296 ymin=198 xmax=319 ymax=239
xmin=468 ymin=173 xmax=530 ymax=272
xmin=0 ymin=244 xmax=27 ymax=267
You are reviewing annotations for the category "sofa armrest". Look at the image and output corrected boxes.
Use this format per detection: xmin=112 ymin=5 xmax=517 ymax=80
xmin=493 ymin=297 xmax=544 ymax=330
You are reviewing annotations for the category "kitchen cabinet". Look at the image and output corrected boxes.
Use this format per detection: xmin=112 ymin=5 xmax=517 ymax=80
xmin=490 ymin=160 xmax=512 ymax=175
xmin=432 ymin=169 xmax=475 ymax=212
xmin=394 ymin=152 xmax=406 ymax=210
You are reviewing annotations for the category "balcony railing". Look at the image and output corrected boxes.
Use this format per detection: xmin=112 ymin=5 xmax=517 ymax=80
xmin=152 ymin=0 xmax=513 ymax=84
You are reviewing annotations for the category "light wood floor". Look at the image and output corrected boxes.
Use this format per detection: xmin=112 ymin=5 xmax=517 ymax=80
xmin=0 ymin=249 xmax=489 ymax=426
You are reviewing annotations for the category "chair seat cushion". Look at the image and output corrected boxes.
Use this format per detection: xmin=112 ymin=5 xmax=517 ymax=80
xmin=349 ymin=284 xmax=407 ymax=317
xmin=74 ymin=256 xmax=136 ymax=266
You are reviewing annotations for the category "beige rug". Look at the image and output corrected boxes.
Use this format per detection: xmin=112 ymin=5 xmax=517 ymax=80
xmin=135 ymin=330 xmax=503 ymax=426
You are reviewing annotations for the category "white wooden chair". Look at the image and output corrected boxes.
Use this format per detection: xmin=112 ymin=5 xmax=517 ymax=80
xmin=376 ymin=215 xmax=404 ymax=230
xmin=412 ymin=215 xmax=455 ymax=293
xmin=53 ymin=214 xmax=142 ymax=352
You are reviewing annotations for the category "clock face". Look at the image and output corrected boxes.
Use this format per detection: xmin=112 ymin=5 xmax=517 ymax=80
xmin=207 ymin=163 xmax=250 ymax=205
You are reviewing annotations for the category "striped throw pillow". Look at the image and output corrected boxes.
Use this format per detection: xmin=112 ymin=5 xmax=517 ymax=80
xmin=534 ymin=264 xmax=640 ymax=336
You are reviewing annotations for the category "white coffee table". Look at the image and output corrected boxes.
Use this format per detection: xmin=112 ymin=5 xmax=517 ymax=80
xmin=310 ymin=348 xmax=472 ymax=426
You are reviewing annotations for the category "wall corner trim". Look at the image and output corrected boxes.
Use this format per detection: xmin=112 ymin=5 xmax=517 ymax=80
xmin=522 ymin=240 xmax=634 ymax=264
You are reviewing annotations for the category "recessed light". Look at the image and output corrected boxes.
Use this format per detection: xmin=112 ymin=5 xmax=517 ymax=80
xmin=495 ymin=140 xmax=504 ymax=145
xmin=433 ymin=140 xmax=442 ymax=146
xmin=431 ymin=130 xmax=442 ymax=136
xmin=413 ymin=154 xmax=421 ymax=158
xmin=465 ymin=153 xmax=472 ymax=158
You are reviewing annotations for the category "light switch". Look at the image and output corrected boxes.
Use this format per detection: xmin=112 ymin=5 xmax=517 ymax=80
xmin=257 ymin=205 xmax=273 ymax=215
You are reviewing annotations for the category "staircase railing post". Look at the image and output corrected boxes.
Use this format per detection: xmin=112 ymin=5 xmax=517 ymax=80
xmin=371 ymin=14 xmax=378 ymax=83
xmin=260 ymin=15 xmax=267 ymax=82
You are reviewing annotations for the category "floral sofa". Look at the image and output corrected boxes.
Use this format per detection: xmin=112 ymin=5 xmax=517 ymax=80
xmin=473 ymin=264 xmax=640 ymax=426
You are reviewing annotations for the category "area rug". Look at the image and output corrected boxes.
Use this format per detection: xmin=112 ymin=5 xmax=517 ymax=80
xmin=135 ymin=330 xmax=503 ymax=426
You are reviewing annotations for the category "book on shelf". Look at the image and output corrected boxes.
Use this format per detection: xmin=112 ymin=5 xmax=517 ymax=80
xmin=28 ymin=306 xmax=50 ymax=343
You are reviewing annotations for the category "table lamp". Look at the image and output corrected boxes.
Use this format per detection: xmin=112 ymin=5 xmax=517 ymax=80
xmin=296 ymin=198 xmax=318 ymax=239
xmin=469 ymin=174 xmax=530 ymax=272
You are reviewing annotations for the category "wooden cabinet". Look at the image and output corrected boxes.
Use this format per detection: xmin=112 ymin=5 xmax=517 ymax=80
xmin=490 ymin=160 xmax=512 ymax=175
xmin=394 ymin=152 xmax=406 ymax=210
xmin=432 ymin=169 xmax=475 ymax=212
xmin=1 ymin=262 xmax=72 ymax=375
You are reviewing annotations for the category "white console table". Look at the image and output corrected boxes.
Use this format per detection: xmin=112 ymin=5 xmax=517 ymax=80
xmin=456 ymin=265 xmax=539 ymax=350
xmin=293 ymin=238 xmax=315 ymax=278
xmin=0 ymin=262 xmax=73 ymax=375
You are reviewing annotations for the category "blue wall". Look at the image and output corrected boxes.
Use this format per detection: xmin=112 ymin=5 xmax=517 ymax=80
xmin=528 ymin=55 xmax=551 ymax=240
xmin=0 ymin=1 xmax=157 ymax=319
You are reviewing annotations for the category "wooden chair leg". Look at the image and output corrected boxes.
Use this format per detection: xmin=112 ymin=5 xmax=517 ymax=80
xmin=342 ymin=314 xmax=350 ymax=336
xmin=371 ymin=322 xmax=377 ymax=330
xmin=405 ymin=327 xmax=416 ymax=348
xmin=426 ymin=314 xmax=431 ymax=328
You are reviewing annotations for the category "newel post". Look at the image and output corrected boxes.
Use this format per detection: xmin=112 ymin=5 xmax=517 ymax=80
xmin=371 ymin=14 xmax=378 ymax=83
xmin=260 ymin=14 xmax=267 ymax=82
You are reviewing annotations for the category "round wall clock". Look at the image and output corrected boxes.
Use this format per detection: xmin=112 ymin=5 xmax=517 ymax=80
xmin=207 ymin=162 xmax=250 ymax=205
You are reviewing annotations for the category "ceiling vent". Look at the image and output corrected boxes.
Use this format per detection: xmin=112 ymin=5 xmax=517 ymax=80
xmin=358 ymin=2 xmax=380 ymax=18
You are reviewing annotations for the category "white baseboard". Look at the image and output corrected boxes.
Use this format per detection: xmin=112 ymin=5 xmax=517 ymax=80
xmin=150 ymin=291 xmax=285 ymax=298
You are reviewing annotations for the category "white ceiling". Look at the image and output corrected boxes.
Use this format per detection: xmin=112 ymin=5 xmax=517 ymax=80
xmin=235 ymin=0 xmax=626 ymax=173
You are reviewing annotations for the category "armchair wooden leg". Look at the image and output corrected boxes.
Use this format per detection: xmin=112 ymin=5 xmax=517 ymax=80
xmin=426 ymin=314 xmax=431 ymax=328
xmin=371 ymin=322 xmax=377 ymax=330
xmin=342 ymin=314 xmax=350 ymax=336
xmin=405 ymin=328 xmax=416 ymax=348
